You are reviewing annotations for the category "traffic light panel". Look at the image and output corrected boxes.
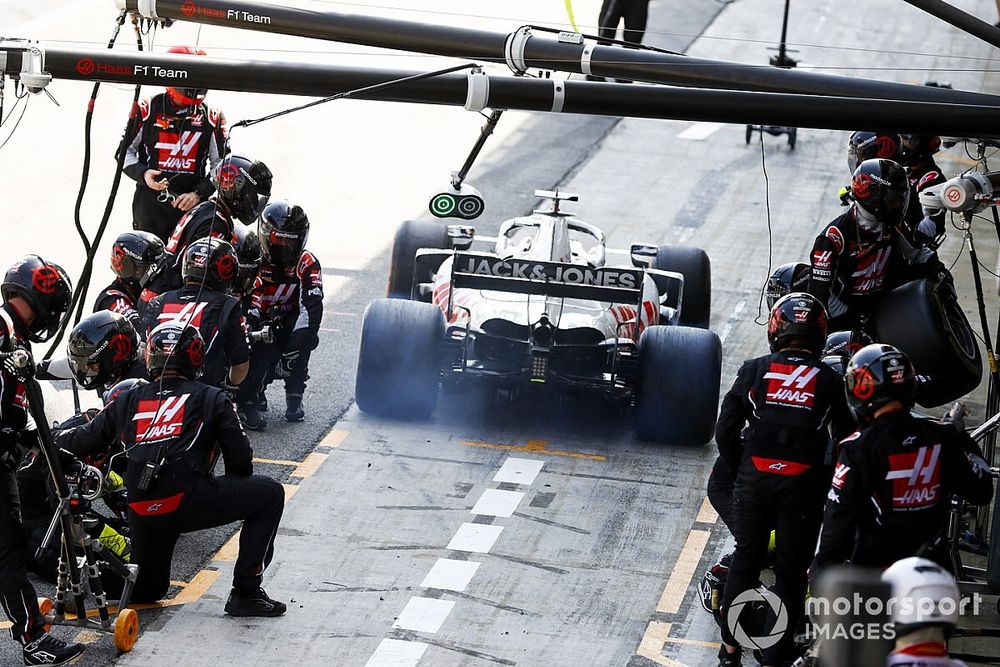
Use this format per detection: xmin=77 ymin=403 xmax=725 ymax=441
xmin=429 ymin=183 xmax=485 ymax=220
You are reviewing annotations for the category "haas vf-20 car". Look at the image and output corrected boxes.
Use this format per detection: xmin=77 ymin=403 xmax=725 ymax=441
xmin=355 ymin=191 xmax=722 ymax=444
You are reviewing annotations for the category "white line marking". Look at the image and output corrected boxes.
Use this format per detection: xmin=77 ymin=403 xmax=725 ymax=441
xmin=447 ymin=523 xmax=504 ymax=553
xmin=677 ymin=122 xmax=725 ymax=141
xmin=717 ymin=296 xmax=749 ymax=346
xmin=365 ymin=638 xmax=429 ymax=667
xmin=470 ymin=489 xmax=525 ymax=518
xmin=420 ymin=558 xmax=481 ymax=593
xmin=393 ymin=597 xmax=456 ymax=634
xmin=493 ymin=457 xmax=545 ymax=485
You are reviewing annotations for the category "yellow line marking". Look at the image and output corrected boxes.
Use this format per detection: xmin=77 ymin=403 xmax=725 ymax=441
xmin=320 ymin=428 xmax=349 ymax=449
xmin=460 ymin=438 xmax=607 ymax=461
xmin=637 ymin=622 xmax=688 ymax=667
xmin=656 ymin=529 xmax=711 ymax=614
xmin=169 ymin=580 xmax=188 ymax=588
xmin=695 ymin=497 xmax=719 ymax=525
xmin=664 ymin=636 xmax=721 ymax=650
xmin=283 ymin=483 xmax=300 ymax=499
xmin=253 ymin=457 xmax=300 ymax=466
xmin=291 ymin=452 xmax=328 ymax=478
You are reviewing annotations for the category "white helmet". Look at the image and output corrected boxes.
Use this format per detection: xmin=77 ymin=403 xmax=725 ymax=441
xmin=882 ymin=558 xmax=961 ymax=634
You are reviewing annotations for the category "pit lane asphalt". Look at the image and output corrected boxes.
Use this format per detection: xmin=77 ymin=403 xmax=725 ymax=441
xmin=5 ymin=0 xmax=1000 ymax=665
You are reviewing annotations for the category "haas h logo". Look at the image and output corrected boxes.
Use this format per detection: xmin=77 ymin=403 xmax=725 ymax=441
xmin=764 ymin=363 xmax=820 ymax=408
xmin=155 ymin=131 xmax=202 ymax=172
xmin=886 ymin=444 xmax=942 ymax=508
xmin=133 ymin=395 xmax=190 ymax=444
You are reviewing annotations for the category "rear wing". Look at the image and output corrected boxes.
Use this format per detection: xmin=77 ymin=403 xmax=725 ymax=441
xmin=450 ymin=252 xmax=644 ymax=305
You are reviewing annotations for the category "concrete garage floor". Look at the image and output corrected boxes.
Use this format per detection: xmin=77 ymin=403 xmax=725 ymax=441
xmin=3 ymin=0 xmax=1000 ymax=665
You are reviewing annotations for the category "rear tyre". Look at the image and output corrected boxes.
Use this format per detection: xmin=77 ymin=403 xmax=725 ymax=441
xmin=873 ymin=278 xmax=982 ymax=407
xmin=653 ymin=246 xmax=712 ymax=328
xmin=387 ymin=220 xmax=450 ymax=299
xmin=635 ymin=326 xmax=721 ymax=444
xmin=356 ymin=298 xmax=444 ymax=418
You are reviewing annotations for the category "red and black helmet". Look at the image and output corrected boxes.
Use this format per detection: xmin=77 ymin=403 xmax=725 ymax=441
xmin=823 ymin=329 xmax=874 ymax=362
xmin=165 ymin=45 xmax=208 ymax=106
xmin=145 ymin=321 xmax=205 ymax=380
xmin=1 ymin=255 xmax=73 ymax=343
xmin=898 ymin=135 xmax=942 ymax=167
xmin=67 ymin=311 xmax=139 ymax=390
xmin=845 ymin=343 xmax=916 ymax=423
xmin=111 ymin=231 xmax=164 ymax=288
xmin=847 ymin=131 xmax=900 ymax=174
xmin=851 ymin=159 xmax=910 ymax=228
xmin=767 ymin=292 xmax=828 ymax=355
xmin=182 ymin=237 xmax=239 ymax=292
xmin=213 ymin=155 xmax=273 ymax=224
xmin=260 ymin=200 xmax=310 ymax=270
xmin=232 ymin=222 xmax=263 ymax=294
xmin=765 ymin=262 xmax=811 ymax=309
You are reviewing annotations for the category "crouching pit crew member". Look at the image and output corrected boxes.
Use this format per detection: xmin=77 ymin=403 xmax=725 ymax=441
xmin=55 ymin=321 xmax=287 ymax=616
xmin=815 ymin=344 xmax=994 ymax=571
xmin=95 ymin=231 xmax=165 ymax=330
xmin=237 ymin=200 xmax=322 ymax=429
xmin=715 ymin=293 xmax=853 ymax=667
xmin=0 ymin=256 xmax=84 ymax=665
xmin=140 ymin=238 xmax=250 ymax=393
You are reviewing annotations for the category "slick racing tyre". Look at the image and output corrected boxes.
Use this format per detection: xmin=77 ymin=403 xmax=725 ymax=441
xmin=635 ymin=325 xmax=721 ymax=444
xmin=653 ymin=246 xmax=712 ymax=329
xmin=874 ymin=278 xmax=982 ymax=407
xmin=387 ymin=220 xmax=450 ymax=299
xmin=356 ymin=298 xmax=444 ymax=418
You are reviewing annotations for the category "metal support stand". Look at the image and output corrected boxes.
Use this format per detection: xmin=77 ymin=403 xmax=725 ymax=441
xmin=8 ymin=351 xmax=141 ymax=653
xmin=746 ymin=0 xmax=798 ymax=149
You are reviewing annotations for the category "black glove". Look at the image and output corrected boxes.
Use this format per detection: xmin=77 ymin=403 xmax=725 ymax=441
xmin=273 ymin=350 xmax=299 ymax=379
xmin=223 ymin=379 xmax=240 ymax=403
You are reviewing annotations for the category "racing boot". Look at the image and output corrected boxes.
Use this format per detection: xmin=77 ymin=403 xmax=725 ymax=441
xmin=717 ymin=645 xmax=741 ymax=667
xmin=284 ymin=393 xmax=305 ymax=422
xmin=237 ymin=402 xmax=267 ymax=431
xmin=23 ymin=633 xmax=85 ymax=666
xmin=224 ymin=587 xmax=287 ymax=617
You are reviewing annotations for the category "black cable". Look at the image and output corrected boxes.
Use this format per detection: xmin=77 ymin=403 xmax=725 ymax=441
xmin=231 ymin=62 xmax=478 ymax=130
xmin=0 ymin=96 xmax=29 ymax=153
xmin=43 ymin=16 xmax=145 ymax=361
xmin=754 ymin=130 xmax=774 ymax=326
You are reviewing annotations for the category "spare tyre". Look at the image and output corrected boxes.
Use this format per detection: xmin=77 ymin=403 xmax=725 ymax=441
xmin=653 ymin=246 xmax=712 ymax=329
xmin=387 ymin=220 xmax=450 ymax=299
xmin=634 ymin=325 xmax=721 ymax=444
xmin=356 ymin=298 xmax=444 ymax=418
xmin=873 ymin=278 xmax=982 ymax=407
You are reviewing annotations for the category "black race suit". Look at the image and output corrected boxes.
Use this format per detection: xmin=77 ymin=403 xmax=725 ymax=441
xmin=140 ymin=285 xmax=250 ymax=388
xmin=716 ymin=349 xmax=853 ymax=663
xmin=0 ymin=304 xmax=47 ymax=645
xmin=598 ymin=0 xmax=650 ymax=44
xmin=237 ymin=252 xmax=323 ymax=401
xmin=140 ymin=201 xmax=238 ymax=307
xmin=807 ymin=208 xmax=944 ymax=331
xmin=123 ymin=93 xmax=228 ymax=242
xmin=93 ymin=277 xmax=142 ymax=330
xmin=55 ymin=378 xmax=283 ymax=603
xmin=815 ymin=410 xmax=993 ymax=570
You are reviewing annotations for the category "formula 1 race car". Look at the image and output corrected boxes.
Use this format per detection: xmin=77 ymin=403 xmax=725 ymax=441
xmin=355 ymin=191 xmax=722 ymax=444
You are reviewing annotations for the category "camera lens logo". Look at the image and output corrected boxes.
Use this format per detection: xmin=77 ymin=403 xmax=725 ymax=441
xmin=726 ymin=588 xmax=788 ymax=650
xmin=76 ymin=58 xmax=96 ymax=76
xmin=181 ymin=0 xmax=197 ymax=17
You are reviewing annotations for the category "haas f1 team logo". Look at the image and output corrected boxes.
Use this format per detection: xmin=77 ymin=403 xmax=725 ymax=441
xmin=133 ymin=395 xmax=189 ymax=444
xmin=155 ymin=131 xmax=202 ymax=172
xmin=158 ymin=302 xmax=208 ymax=328
xmin=764 ymin=363 xmax=820 ymax=408
xmin=886 ymin=444 xmax=942 ymax=509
